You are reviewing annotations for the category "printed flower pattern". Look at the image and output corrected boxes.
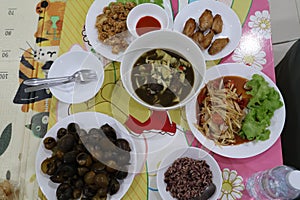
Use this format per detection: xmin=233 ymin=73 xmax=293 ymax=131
xmin=248 ymin=10 xmax=271 ymax=39
xmin=232 ymin=47 xmax=266 ymax=70
xmin=219 ymin=168 xmax=245 ymax=200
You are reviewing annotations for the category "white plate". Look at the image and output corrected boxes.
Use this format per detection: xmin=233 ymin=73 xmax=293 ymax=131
xmin=185 ymin=63 xmax=286 ymax=158
xmin=156 ymin=147 xmax=222 ymax=200
xmin=173 ymin=0 xmax=242 ymax=61
xmin=48 ymin=51 xmax=104 ymax=104
xmin=35 ymin=112 xmax=137 ymax=200
xmin=85 ymin=0 xmax=174 ymax=62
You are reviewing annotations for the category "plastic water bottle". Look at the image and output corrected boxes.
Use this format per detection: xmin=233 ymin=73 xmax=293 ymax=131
xmin=246 ymin=165 xmax=300 ymax=200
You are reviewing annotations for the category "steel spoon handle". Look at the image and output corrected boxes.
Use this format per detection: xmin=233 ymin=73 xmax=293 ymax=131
xmin=24 ymin=82 xmax=69 ymax=93
xmin=23 ymin=76 xmax=73 ymax=86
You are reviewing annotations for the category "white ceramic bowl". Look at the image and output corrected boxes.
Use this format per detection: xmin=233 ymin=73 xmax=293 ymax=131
xmin=120 ymin=30 xmax=206 ymax=111
xmin=126 ymin=3 xmax=171 ymax=38
xmin=156 ymin=147 xmax=222 ymax=200
xmin=48 ymin=50 xmax=104 ymax=104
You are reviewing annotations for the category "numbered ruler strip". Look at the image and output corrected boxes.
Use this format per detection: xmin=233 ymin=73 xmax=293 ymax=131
xmin=0 ymin=39 xmax=23 ymax=62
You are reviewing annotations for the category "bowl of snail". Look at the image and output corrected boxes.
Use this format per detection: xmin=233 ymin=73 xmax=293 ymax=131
xmin=120 ymin=30 xmax=206 ymax=111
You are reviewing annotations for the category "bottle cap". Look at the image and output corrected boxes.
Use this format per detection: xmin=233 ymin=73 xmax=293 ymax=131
xmin=288 ymin=170 xmax=300 ymax=190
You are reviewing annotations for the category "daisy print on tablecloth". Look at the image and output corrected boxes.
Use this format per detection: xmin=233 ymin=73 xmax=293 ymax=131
xmin=232 ymin=47 xmax=266 ymax=70
xmin=219 ymin=168 xmax=245 ymax=200
xmin=248 ymin=10 xmax=271 ymax=39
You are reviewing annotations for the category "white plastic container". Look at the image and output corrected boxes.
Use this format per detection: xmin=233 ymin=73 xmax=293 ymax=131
xmin=246 ymin=165 xmax=300 ymax=200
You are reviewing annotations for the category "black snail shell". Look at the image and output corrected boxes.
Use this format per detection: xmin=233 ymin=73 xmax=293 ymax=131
xmin=56 ymin=134 xmax=76 ymax=153
xmin=94 ymin=173 xmax=109 ymax=188
xmin=115 ymin=138 xmax=131 ymax=152
xmin=91 ymin=162 xmax=106 ymax=173
xmin=72 ymin=188 xmax=82 ymax=199
xmin=108 ymin=177 xmax=120 ymax=195
xmin=41 ymin=156 xmax=57 ymax=175
xmin=67 ymin=122 xmax=80 ymax=134
xmin=56 ymin=183 xmax=73 ymax=200
xmin=115 ymin=170 xmax=128 ymax=180
xmin=43 ymin=137 xmax=57 ymax=150
xmin=101 ymin=123 xmax=117 ymax=142
xmin=77 ymin=167 xmax=89 ymax=177
xmin=84 ymin=171 xmax=96 ymax=185
xmin=76 ymin=152 xmax=93 ymax=167
xmin=63 ymin=150 xmax=78 ymax=164
xmin=56 ymin=127 xmax=68 ymax=139
xmin=50 ymin=164 xmax=76 ymax=183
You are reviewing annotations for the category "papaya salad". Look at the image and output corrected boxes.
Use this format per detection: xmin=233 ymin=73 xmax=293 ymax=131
xmin=197 ymin=74 xmax=283 ymax=146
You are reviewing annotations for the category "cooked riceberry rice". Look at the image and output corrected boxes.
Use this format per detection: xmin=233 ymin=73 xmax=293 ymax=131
xmin=164 ymin=157 xmax=213 ymax=200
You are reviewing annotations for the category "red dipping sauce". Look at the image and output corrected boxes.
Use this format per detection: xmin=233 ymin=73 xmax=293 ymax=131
xmin=136 ymin=16 xmax=161 ymax=36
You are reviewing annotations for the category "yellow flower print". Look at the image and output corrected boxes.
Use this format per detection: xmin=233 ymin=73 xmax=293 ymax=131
xmin=248 ymin=10 xmax=271 ymax=39
xmin=232 ymin=46 xmax=266 ymax=70
xmin=219 ymin=168 xmax=245 ymax=200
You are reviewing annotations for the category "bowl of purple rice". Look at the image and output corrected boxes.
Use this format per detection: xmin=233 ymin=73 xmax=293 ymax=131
xmin=156 ymin=147 xmax=222 ymax=200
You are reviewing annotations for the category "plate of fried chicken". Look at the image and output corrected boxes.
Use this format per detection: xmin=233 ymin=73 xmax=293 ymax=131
xmin=173 ymin=0 xmax=242 ymax=60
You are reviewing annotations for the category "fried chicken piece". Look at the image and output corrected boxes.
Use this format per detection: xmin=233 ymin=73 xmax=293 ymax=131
xmin=191 ymin=31 xmax=204 ymax=47
xmin=199 ymin=9 xmax=213 ymax=32
xmin=199 ymin=30 xmax=214 ymax=49
xmin=182 ymin=18 xmax=197 ymax=37
xmin=212 ymin=14 xmax=223 ymax=34
xmin=208 ymin=38 xmax=229 ymax=55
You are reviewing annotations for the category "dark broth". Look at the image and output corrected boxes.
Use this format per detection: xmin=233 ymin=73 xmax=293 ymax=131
xmin=131 ymin=49 xmax=194 ymax=107
xmin=197 ymin=76 xmax=251 ymax=145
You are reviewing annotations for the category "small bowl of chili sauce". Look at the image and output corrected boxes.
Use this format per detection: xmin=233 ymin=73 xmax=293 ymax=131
xmin=126 ymin=3 xmax=170 ymax=38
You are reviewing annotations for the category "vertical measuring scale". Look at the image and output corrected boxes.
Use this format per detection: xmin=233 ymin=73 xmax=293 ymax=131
xmin=0 ymin=0 xmax=38 ymax=63
xmin=0 ymin=1 xmax=18 ymax=81
xmin=1 ymin=3 xmax=18 ymax=62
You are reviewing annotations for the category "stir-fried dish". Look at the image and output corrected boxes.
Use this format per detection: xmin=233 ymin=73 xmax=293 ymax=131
xmin=95 ymin=2 xmax=136 ymax=54
xmin=197 ymin=74 xmax=284 ymax=145
xmin=131 ymin=49 xmax=194 ymax=107
xmin=197 ymin=76 xmax=250 ymax=145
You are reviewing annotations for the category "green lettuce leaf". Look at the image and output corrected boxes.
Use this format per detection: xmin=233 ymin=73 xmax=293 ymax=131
xmin=239 ymin=74 xmax=283 ymax=141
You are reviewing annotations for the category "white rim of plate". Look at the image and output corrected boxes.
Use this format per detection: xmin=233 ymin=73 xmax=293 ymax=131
xmin=48 ymin=50 xmax=104 ymax=104
xmin=173 ymin=0 xmax=242 ymax=61
xmin=35 ymin=111 xmax=137 ymax=200
xmin=185 ymin=63 xmax=286 ymax=158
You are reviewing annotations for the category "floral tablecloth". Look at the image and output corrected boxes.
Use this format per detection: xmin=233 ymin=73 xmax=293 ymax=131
xmin=0 ymin=0 xmax=282 ymax=199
